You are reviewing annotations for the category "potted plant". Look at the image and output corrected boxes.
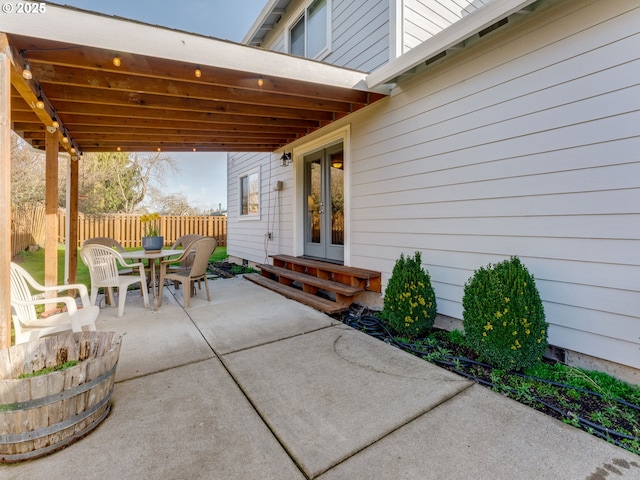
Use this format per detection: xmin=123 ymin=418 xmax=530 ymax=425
xmin=141 ymin=212 xmax=163 ymax=251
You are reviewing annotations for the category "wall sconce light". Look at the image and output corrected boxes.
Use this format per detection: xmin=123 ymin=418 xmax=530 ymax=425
xmin=194 ymin=66 xmax=202 ymax=78
xmin=280 ymin=152 xmax=292 ymax=167
xmin=157 ymin=147 xmax=162 ymax=152
xmin=117 ymin=146 xmax=122 ymax=152
xmin=22 ymin=61 xmax=32 ymax=80
xmin=112 ymin=55 xmax=121 ymax=67
xmin=257 ymin=77 xmax=264 ymax=87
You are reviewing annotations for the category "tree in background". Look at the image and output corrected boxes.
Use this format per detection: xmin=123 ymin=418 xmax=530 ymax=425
xmin=10 ymin=132 xmax=46 ymax=205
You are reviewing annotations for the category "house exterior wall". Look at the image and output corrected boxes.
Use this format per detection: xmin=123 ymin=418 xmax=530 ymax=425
xmin=402 ymin=0 xmax=492 ymax=53
xmin=227 ymin=152 xmax=296 ymax=263
xmin=347 ymin=0 xmax=640 ymax=369
xmin=230 ymin=0 xmax=640 ymax=371
xmin=259 ymin=0 xmax=390 ymax=71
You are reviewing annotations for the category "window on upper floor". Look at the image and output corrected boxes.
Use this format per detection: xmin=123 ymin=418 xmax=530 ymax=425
xmin=289 ymin=0 xmax=330 ymax=59
xmin=239 ymin=169 xmax=260 ymax=218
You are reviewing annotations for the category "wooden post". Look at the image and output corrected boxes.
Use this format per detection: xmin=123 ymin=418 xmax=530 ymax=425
xmin=45 ymin=129 xmax=59 ymax=288
xmin=0 ymin=35 xmax=11 ymax=348
xmin=68 ymin=158 xmax=79 ymax=284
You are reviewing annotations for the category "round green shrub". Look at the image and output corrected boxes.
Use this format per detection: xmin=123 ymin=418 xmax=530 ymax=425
xmin=462 ymin=256 xmax=548 ymax=371
xmin=382 ymin=251 xmax=437 ymax=337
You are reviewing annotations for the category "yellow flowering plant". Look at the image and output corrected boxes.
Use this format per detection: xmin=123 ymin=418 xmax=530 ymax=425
xmin=381 ymin=251 xmax=437 ymax=337
xmin=141 ymin=212 xmax=161 ymax=237
xmin=462 ymin=256 xmax=548 ymax=371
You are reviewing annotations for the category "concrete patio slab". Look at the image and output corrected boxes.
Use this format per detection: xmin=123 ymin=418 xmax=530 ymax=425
xmin=221 ymin=324 xmax=473 ymax=479
xmin=95 ymin=292 xmax=215 ymax=382
xmin=2 ymin=358 xmax=304 ymax=480
xmin=316 ymin=384 xmax=640 ymax=480
xmin=186 ymin=277 xmax=337 ymax=355
xmin=3 ymin=276 xmax=638 ymax=480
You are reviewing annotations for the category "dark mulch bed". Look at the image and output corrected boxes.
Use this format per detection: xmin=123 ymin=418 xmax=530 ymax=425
xmin=208 ymin=261 xmax=256 ymax=278
xmin=340 ymin=307 xmax=640 ymax=456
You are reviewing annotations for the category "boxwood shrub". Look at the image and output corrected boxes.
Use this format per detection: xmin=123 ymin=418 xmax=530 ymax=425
xmin=462 ymin=257 xmax=548 ymax=371
xmin=382 ymin=251 xmax=437 ymax=337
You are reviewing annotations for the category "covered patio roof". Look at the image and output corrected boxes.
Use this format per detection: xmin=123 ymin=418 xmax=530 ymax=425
xmin=3 ymin=3 xmax=387 ymax=155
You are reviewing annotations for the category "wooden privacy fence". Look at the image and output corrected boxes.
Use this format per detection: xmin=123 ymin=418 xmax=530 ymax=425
xmin=11 ymin=205 xmax=226 ymax=256
xmin=59 ymin=212 xmax=227 ymax=248
xmin=11 ymin=204 xmax=46 ymax=257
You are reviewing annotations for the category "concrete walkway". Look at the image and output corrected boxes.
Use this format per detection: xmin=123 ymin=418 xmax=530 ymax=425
xmin=3 ymin=277 xmax=639 ymax=479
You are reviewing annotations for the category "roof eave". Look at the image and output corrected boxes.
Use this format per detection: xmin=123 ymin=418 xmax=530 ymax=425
xmin=0 ymin=2 xmax=380 ymax=93
xmin=366 ymin=0 xmax=539 ymax=88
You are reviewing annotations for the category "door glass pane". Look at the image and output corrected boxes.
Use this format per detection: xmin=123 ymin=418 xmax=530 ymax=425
xmin=330 ymin=152 xmax=344 ymax=246
xmin=307 ymin=159 xmax=322 ymax=244
xmin=307 ymin=0 xmax=327 ymax=58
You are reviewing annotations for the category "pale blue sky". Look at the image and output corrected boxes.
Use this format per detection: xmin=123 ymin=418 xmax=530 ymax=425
xmin=61 ymin=0 xmax=268 ymax=212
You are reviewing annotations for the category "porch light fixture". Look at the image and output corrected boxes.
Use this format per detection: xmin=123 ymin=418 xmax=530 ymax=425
xmin=22 ymin=62 xmax=32 ymax=79
xmin=280 ymin=152 xmax=291 ymax=167
xmin=194 ymin=66 xmax=202 ymax=78
xmin=51 ymin=117 xmax=59 ymax=129
xmin=157 ymin=147 xmax=161 ymax=152
xmin=112 ymin=55 xmax=121 ymax=67
xmin=117 ymin=146 xmax=122 ymax=152
xmin=70 ymin=147 xmax=76 ymax=154
xmin=36 ymin=96 xmax=45 ymax=109
xmin=192 ymin=147 xmax=197 ymax=152
xmin=257 ymin=77 xmax=264 ymax=87
xmin=62 ymin=133 xmax=69 ymax=143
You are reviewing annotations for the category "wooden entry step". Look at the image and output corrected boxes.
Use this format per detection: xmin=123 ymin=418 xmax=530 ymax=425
xmin=270 ymin=255 xmax=382 ymax=293
xmin=244 ymin=255 xmax=382 ymax=315
xmin=243 ymin=274 xmax=347 ymax=315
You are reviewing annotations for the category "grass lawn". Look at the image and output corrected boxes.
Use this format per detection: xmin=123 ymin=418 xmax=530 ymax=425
xmin=13 ymin=244 xmax=228 ymax=289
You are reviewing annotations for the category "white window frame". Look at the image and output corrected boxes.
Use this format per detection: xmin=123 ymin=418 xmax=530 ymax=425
xmin=238 ymin=167 xmax=261 ymax=220
xmin=286 ymin=0 xmax=332 ymax=60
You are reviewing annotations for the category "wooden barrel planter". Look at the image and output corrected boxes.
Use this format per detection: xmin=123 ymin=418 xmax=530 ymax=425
xmin=0 ymin=331 xmax=122 ymax=463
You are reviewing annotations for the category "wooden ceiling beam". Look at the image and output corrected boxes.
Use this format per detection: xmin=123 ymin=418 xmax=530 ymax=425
xmin=24 ymin=131 xmax=297 ymax=143
xmin=17 ymin=37 xmax=378 ymax=104
xmin=48 ymin=102 xmax=324 ymax=127
xmin=33 ymin=64 xmax=364 ymax=112
xmin=13 ymin=121 xmax=309 ymax=136
xmin=41 ymin=84 xmax=338 ymax=121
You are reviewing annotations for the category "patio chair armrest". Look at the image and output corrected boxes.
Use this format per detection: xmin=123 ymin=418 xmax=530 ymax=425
xmin=12 ymin=295 xmax=79 ymax=316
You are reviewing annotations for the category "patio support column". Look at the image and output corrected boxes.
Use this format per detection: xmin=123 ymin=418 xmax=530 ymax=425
xmin=0 ymin=34 xmax=11 ymax=348
xmin=45 ymin=129 xmax=58 ymax=289
xmin=67 ymin=158 xmax=79 ymax=284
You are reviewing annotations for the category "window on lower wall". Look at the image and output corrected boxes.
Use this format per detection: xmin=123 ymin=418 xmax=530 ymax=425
xmin=239 ymin=169 xmax=260 ymax=218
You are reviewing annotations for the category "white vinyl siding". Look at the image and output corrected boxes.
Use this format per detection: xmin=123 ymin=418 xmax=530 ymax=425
xmin=328 ymin=0 xmax=389 ymax=71
xmin=347 ymin=0 xmax=640 ymax=369
xmin=403 ymin=0 xmax=492 ymax=53
xmin=228 ymin=152 xmax=295 ymax=262
xmin=259 ymin=0 xmax=390 ymax=72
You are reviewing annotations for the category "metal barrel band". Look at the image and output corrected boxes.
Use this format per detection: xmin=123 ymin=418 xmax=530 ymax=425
xmin=0 ymin=403 xmax=112 ymax=463
xmin=0 ymin=388 xmax=113 ymax=444
xmin=0 ymin=362 xmax=117 ymax=412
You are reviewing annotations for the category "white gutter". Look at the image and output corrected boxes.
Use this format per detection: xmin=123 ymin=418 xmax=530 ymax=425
xmin=366 ymin=0 xmax=539 ymax=88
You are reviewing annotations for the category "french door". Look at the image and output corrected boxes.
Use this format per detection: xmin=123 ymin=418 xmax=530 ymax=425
xmin=303 ymin=143 xmax=344 ymax=262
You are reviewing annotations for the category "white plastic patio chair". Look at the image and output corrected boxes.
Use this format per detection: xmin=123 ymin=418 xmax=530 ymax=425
xmin=80 ymin=244 xmax=149 ymax=317
xmin=10 ymin=262 xmax=100 ymax=344
xmin=158 ymin=237 xmax=217 ymax=308
xmin=83 ymin=237 xmax=133 ymax=275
